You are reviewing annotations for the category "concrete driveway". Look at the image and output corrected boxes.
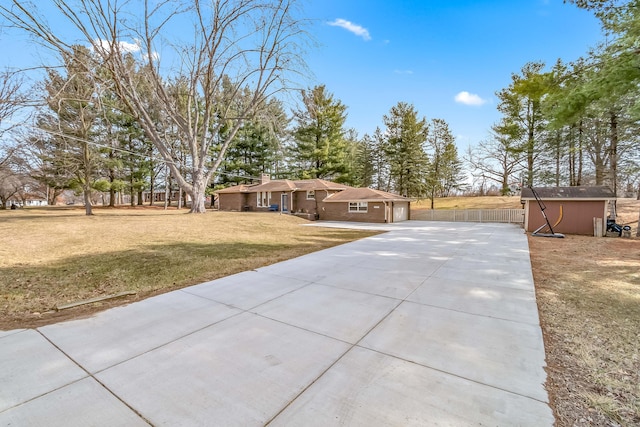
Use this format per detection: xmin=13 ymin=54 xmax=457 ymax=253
xmin=0 ymin=221 xmax=553 ymax=426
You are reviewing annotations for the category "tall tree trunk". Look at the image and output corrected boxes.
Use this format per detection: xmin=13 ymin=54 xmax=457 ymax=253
xmin=577 ymin=121 xmax=583 ymax=186
xmin=164 ymin=166 xmax=171 ymax=210
xmin=149 ymin=166 xmax=155 ymax=206
xmin=569 ymin=126 xmax=575 ymax=186
xmin=109 ymin=149 xmax=116 ymax=207
xmin=610 ymin=112 xmax=618 ymax=196
xmin=554 ymin=131 xmax=561 ymax=187
xmin=47 ymin=186 xmax=55 ymax=205
xmin=527 ymin=101 xmax=535 ymax=186
xmin=130 ymin=174 xmax=135 ymax=207
xmin=82 ymin=142 xmax=92 ymax=215
xmin=189 ymin=177 xmax=207 ymax=213
xmin=501 ymin=169 xmax=509 ymax=196
xmin=83 ymin=185 xmax=92 ymax=215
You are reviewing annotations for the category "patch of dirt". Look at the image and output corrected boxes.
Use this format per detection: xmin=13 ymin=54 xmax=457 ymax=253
xmin=3 ymin=291 xmax=152 ymax=330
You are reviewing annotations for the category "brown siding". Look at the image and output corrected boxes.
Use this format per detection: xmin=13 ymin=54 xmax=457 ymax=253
xmin=218 ymin=193 xmax=247 ymax=211
xmin=319 ymin=201 xmax=387 ymax=223
xmin=293 ymin=191 xmax=318 ymax=214
xmin=526 ymin=200 xmax=606 ymax=235
xmin=253 ymin=191 xmax=281 ymax=212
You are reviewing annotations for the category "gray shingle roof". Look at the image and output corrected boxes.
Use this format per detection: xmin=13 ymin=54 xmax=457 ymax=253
xmin=323 ymin=187 xmax=410 ymax=202
xmin=520 ymin=186 xmax=615 ymax=200
xmin=214 ymin=178 xmax=352 ymax=194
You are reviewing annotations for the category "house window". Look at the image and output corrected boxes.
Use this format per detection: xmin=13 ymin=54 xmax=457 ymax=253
xmin=348 ymin=202 xmax=368 ymax=213
xmin=306 ymin=190 xmax=315 ymax=200
xmin=257 ymin=191 xmax=271 ymax=207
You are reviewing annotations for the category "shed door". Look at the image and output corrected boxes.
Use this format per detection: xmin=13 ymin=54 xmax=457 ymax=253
xmin=392 ymin=202 xmax=408 ymax=222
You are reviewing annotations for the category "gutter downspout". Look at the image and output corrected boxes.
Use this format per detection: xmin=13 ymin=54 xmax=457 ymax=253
xmin=289 ymin=188 xmax=295 ymax=213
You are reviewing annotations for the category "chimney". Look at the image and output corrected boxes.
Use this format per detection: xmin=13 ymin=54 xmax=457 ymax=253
xmin=260 ymin=173 xmax=271 ymax=184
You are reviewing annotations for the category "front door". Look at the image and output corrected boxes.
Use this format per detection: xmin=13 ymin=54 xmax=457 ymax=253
xmin=281 ymin=193 xmax=289 ymax=212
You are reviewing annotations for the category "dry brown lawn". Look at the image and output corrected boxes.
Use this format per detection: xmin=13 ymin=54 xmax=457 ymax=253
xmin=0 ymin=207 xmax=377 ymax=330
xmin=530 ymin=198 xmax=640 ymax=426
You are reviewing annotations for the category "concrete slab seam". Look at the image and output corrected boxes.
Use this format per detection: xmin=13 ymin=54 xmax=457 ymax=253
xmin=40 ymin=308 xmax=245 ymax=375
xmin=301 ymin=280 xmax=407 ymax=303
xmin=262 ymin=297 xmax=406 ymax=426
xmin=180 ymin=279 xmax=316 ymax=312
xmin=407 ymin=298 xmax=540 ymax=326
xmin=0 ymin=375 xmax=86 ymax=416
xmin=177 ymin=288 xmax=247 ymax=311
xmin=30 ymin=329 xmax=153 ymax=426
xmin=352 ymin=344 xmax=550 ymax=405
xmin=349 ymin=227 xmax=550 ymax=406
xmin=0 ymin=329 xmax=26 ymax=340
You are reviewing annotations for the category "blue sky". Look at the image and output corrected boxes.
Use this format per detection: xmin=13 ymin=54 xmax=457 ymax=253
xmin=0 ymin=0 xmax=603 ymax=152
xmin=301 ymin=0 xmax=604 ymax=149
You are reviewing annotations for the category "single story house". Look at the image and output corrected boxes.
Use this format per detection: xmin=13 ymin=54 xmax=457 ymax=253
xmin=520 ymin=186 xmax=616 ymax=235
xmin=216 ymin=175 xmax=411 ymax=223
xmin=321 ymin=187 xmax=411 ymax=223
xmin=215 ymin=175 xmax=350 ymax=215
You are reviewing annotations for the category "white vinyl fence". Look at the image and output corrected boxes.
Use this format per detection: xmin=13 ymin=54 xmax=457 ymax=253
xmin=411 ymin=209 xmax=525 ymax=224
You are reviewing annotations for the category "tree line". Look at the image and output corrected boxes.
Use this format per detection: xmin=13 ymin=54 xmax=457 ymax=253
xmin=219 ymin=85 xmax=465 ymax=206
xmin=468 ymin=1 xmax=640 ymax=198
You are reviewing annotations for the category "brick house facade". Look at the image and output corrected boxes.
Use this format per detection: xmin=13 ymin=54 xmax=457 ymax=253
xmin=215 ymin=176 xmax=411 ymax=223
xmin=215 ymin=176 xmax=350 ymax=215
xmin=320 ymin=187 xmax=411 ymax=223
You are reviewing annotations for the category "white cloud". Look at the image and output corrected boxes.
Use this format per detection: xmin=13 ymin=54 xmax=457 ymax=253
xmin=93 ymin=39 xmax=141 ymax=54
xmin=394 ymin=69 xmax=413 ymax=75
xmin=454 ymin=91 xmax=487 ymax=106
xmin=118 ymin=40 xmax=141 ymax=53
xmin=92 ymin=38 xmax=160 ymax=60
xmin=328 ymin=18 xmax=371 ymax=41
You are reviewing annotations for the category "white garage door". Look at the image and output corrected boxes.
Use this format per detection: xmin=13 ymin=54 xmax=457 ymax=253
xmin=392 ymin=202 xmax=409 ymax=222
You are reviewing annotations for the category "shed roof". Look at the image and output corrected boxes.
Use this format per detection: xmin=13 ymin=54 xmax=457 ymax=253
xmin=520 ymin=186 xmax=616 ymax=200
xmin=323 ymin=187 xmax=410 ymax=202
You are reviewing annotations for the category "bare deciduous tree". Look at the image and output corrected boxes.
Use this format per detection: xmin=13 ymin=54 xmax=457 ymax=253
xmin=1 ymin=0 xmax=309 ymax=212
xmin=466 ymin=124 xmax=525 ymax=196
xmin=0 ymin=69 xmax=26 ymax=137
